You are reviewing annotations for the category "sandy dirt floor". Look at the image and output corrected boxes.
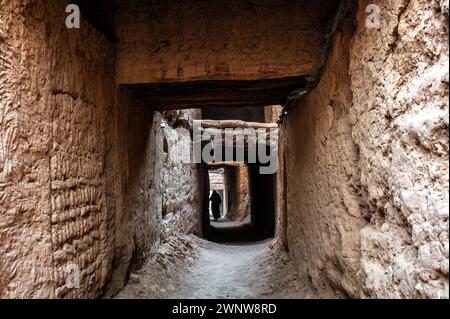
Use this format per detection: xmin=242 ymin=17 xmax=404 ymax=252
xmin=116 ymin=234 xmax=316 ymax=299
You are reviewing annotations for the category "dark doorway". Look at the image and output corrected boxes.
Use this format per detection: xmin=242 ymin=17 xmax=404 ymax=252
xmin=205 ymin=162 xmax=276 ymax=243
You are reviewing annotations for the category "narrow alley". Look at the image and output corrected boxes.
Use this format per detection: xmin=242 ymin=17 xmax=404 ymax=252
xmin=117 ymin=236 xmax=317 ymax=299
xmin=0 ymin=0 xmax=448 ymax=301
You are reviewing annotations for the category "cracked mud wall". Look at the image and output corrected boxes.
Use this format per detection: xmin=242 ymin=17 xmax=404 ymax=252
xmin=0 ymin=1 xmax=115 ymax=298
xmin=281 ymin=0 xmax=449 ymax=298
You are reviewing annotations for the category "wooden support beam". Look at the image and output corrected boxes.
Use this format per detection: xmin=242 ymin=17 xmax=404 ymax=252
xmin=124 ymin=76 xmax=308 ymax=109
xmin=208 ymin=162 xmax=244 ymax=167
xmin=195 ymin=120 xmax=278 ymax=129
xmin=196 ymin=127 xmax=279 ymax=150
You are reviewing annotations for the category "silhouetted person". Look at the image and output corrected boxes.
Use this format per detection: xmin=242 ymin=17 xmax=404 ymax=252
xmin=210 ymin=190 xmax=222 ymax=221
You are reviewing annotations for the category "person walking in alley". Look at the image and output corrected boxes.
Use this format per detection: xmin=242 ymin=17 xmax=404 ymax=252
xmin=210 ymin=190 xmax=222 ymax=221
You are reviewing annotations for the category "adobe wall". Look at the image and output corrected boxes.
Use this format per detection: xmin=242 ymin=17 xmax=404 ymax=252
xmin=0 ymin=0 xmax=116 ymax=298
xmin=281 ymin=0 xmax=449 ymax=298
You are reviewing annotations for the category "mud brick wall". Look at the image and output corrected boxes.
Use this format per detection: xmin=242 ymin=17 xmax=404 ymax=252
xmin=49 ymin=93 xmax=110 ymax=298
xmin=279 ymin=0 xmax=449 ymax=298
xmin=349 ymin=0 xmax=449 ymax=298
xmin=0 ymin=1 xmax=115 ymax=298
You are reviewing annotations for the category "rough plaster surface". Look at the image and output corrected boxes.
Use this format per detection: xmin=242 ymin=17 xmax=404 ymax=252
xmin=349 ymin=0 xmax=449 ymax=298
xmin=1 ymin=2 xmax=205 ymax=298
xmin=281 ymin=0 xmax=448 ymax=298
xmin=0 ymin=0 xmax=116 ymax=298
xmin=1 ymin=0 xmax=54 ymax=298
xmin=160 ymin=110 xmax=205 ymax=240
xmin=123 ymin=106 xmax=163 ymax=278
xmin=106 ymin=105 xmax=206 ymax=296
xmin=283 ymin=17 xmax=362 ymax=298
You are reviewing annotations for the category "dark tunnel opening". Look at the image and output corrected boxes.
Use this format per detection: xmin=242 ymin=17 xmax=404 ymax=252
xmin=202 ymin=152 xmax=277 ymax=243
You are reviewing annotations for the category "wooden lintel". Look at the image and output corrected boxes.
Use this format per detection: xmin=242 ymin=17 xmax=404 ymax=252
xmin=195 ymin=120 xmax=278 ymax=129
